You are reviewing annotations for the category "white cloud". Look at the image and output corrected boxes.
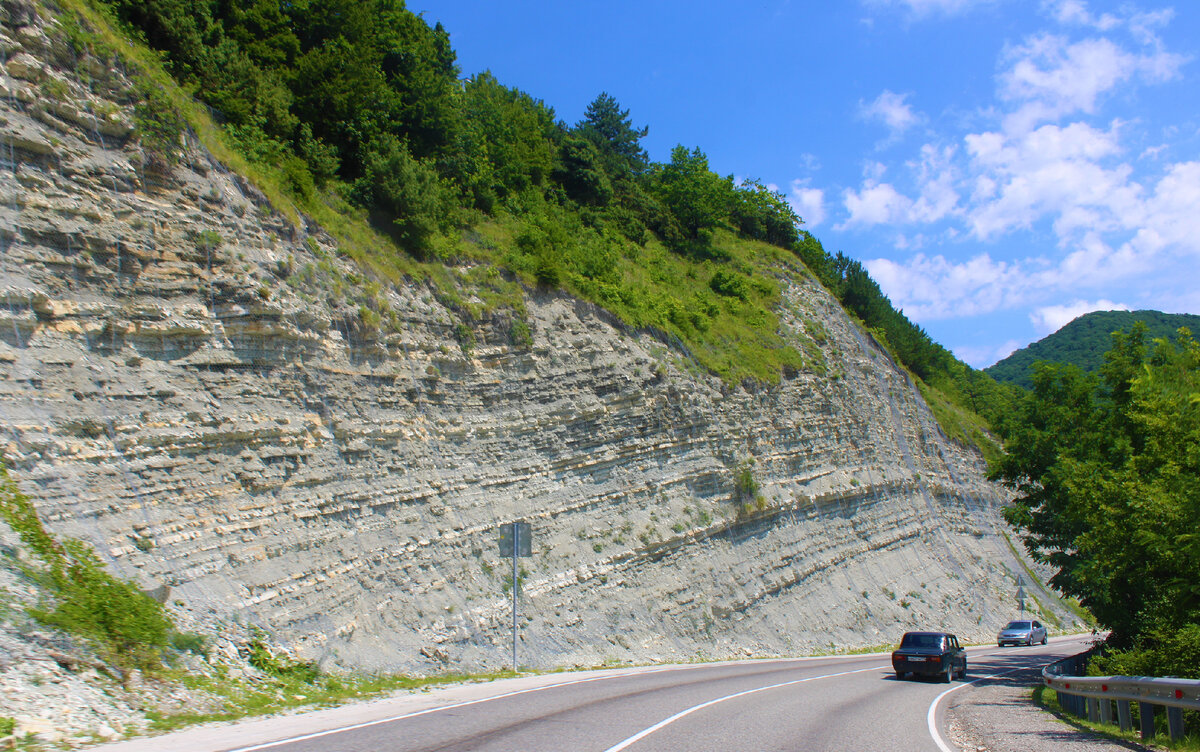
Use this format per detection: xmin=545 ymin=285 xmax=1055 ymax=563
xmin=998 ymin=34 xmax=1184 ymax=132
xmin=964 ymin=121 xmax=1137 ymax=240
xmin=1030 ymin=299 xmax=1129 ymax=333
xmin=865 ymin=252 xmax=1026 ymax=320
xmin=860 ymin=90 xmax=922 ymax=139
xmin=789 ymin=181 xmax=827 ymax=227
xmin=822 ymin=0 xmax=1200 ymax=345
xmin=908 ymin=143 xmax=961 ymax=222
xmin=953 ymin=338 xmax=1023 ymax=368
xmin=1047 ymin=0 xmax=1119 ymax=31
xmin=839 ymin=181 xmax=914 ymax=228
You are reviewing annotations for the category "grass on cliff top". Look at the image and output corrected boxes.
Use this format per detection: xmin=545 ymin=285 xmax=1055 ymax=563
xmin=46 ymin=0 xmax=823 ymax=386
xmin=53 ymin=0 xmax=994 ymax=439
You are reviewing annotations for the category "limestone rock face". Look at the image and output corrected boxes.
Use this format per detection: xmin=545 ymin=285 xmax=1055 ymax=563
xmin=0 ymin=4 xmax=1077 ymax=674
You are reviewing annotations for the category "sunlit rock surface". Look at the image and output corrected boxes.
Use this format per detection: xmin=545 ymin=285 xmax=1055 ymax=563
xmin=0 ymin=2 xmax=1079 ymax=675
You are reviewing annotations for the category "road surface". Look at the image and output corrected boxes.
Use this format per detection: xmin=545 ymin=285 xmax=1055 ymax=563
xmin=95 ymin=636 xmax=1091 ymax=752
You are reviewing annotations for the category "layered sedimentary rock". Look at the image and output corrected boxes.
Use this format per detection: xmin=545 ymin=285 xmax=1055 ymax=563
xmin=0 ymin=2 xmax=1078 ymax=674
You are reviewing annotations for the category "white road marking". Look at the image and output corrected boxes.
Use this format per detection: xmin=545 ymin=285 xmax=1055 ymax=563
xmin=221 ymin=669 xmax=676 ymax=752
xmin=927 ymin=649 xmax=1058 ymax=752
xmin=219 ymin=655 xmax=866 ymax=752
xmin=601 ymin=665 xmax=886 ymax=752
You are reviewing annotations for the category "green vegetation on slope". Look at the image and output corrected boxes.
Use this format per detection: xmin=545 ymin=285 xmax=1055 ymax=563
xmin=985 ymin=310 xmax=1200 ymax=389
xmin=53 ymin=0 xmax=1014 ymax=438
xmin=992 ymin=324 xmax=1200 ymax=669
xmin=0 ymin=464 xmax=171 ymax=673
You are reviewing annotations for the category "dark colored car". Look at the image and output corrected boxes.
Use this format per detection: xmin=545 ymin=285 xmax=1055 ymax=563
xmin=997 ymin=619 xmax=1047 ymax=646
xmin=892 ymin=631 xmax=967 ymax=682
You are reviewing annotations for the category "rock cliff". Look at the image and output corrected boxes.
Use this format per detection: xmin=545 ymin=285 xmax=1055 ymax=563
xmin=0 ymin=0 xmax=1078 ymax=685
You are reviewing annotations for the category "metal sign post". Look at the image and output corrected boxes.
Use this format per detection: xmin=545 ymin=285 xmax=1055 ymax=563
xmin=499 ymin=521 xmax=531 ymax=671
xmin=1017 ymin=575 xmax=1026 ymax=619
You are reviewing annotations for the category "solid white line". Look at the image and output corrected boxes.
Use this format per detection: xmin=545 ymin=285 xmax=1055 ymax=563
xmin=926 ymin=663 xmax=1032 ymax=752
xmin=218 ymin=653 xmax=891 ymax=752
xmin=220 ymin=669 xmax=676 ymax=752
xmin=601 ymin=665 xmax=886 ymax=752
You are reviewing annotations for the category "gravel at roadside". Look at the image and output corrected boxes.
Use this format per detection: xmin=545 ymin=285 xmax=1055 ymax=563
xmin=944 ymin=665 xmax=1152 ymax=752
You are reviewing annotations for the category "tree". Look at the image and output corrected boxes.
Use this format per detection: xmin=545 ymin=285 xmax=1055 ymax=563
xmin=731 ymin=178 xmax=802 ymax=247
xmin=452 ymin=72 xmax=561 ymax=212
xmin=357 ymin=134 xmax=457 ymax=255
xmin=993 ymin=325 xmax=1200 ymax=646
xmin=650 ymin=145 xmax=732 ymax=241
xmin=576 ymin=92 xmax=648 ymax=179
xmin=556 ymin=133 xmax=612 ymax=206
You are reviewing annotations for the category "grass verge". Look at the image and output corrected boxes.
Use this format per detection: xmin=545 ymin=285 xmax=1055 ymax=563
xmin=144 ymin=667 xmax=522 ymax=734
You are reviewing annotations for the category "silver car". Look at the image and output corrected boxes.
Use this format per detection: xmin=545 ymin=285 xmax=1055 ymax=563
xmin=997 ymin=619 xmax=1047 ymax=646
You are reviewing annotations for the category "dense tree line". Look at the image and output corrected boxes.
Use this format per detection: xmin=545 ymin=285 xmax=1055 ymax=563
xmin=99 ymin=0 xmax=1014 ymax=419
xmin=985 ymin=310 xmax=1200 ymax=389
xmin=97 ymin=0 xmax=803 ymax=259
xmin=994 ymin=325 xmax=1200 ymax=674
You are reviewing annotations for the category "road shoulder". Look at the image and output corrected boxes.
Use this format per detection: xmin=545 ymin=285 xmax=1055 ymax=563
xmin=944 ymin=664 xmax=1150 ymax=752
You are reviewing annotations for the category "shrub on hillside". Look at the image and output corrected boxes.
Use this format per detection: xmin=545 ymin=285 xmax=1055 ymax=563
xmin=0 ymin=465 xmax=171 ymax=673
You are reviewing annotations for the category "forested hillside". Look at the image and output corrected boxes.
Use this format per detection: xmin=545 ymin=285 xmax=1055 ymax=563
xmin=68 ymin=0 xmax=1018 ymax=447
xmin=985 ymin=310 xmax=1200 ymax=389
xmin=994 ymin=324 xmax=1200 ymax=674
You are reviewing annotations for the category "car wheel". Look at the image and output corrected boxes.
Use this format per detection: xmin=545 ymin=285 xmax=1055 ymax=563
xmin=1042 ymin=635 xmax=1048 ymax=645
xmin=895 ymin=670 xmax=905 ymax=680
xmin=959 ymin=660 xmax=967 ymax=680
xmin=944 ymin=664 xmax=953 ymax=683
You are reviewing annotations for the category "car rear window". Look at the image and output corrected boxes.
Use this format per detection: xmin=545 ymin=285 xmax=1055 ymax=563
xmin=1004 ymin=621 xmax=1032 ymax=629
xmin=900 ymin=634 xmax=944 ymax=649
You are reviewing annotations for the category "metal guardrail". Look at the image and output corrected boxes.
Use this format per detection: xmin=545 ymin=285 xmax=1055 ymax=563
xmin=1043 ymin=648 xmax=1200 ymax=741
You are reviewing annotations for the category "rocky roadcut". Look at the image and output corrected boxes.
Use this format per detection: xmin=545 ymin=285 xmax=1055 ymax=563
xmin=0 ymin=0 xmax=1080 ymax=743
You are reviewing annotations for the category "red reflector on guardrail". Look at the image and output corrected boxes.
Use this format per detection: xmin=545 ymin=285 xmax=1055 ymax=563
xmin=1176 ymin=690 xmax=1184 ymax=700
xmin=1065 ymin=683 xmax=1071 ymax=689
xmin=1102 ymin=685 xmax=1108 ymax=692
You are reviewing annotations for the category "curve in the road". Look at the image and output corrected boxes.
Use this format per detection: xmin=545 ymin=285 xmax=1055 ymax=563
xmin=926 ymin=663 xmax=1029 ymax=752
xmin=222 ymin=669 xmax=679 ymax=752
xmin=600 ymin=665 xmax=886 ymax=752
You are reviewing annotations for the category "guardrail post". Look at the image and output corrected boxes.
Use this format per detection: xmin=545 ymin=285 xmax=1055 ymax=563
xmin=1116 ymin=700 xmax=1131 ymax=731
xmin=1167 ymin=707 xmax=1184 ymax=741
xmin=1087 ymin=698 xmax=1100 ymax=723
xmin=1099 ymin=698 xmax=1112 ymax=724
xmin=1139 ymin=702 xmax=1157 ymax=740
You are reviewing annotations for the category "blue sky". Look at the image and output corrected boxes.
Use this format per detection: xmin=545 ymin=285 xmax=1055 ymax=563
xmin=413 ymin=0 xmax=1200 ymax=367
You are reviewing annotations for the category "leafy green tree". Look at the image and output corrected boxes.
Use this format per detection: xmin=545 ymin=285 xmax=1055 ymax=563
xmin=650 ymin=145 xmax=733 ymax=241
xmin=731 ymin=178 xmax=802 ymax=246
xmin=357 ymin=134 xmax=457 ymax=255
xmin=557 ymin=133 xmax=612 ymax=206
xmin=452 ymin=72 xmax=560 ymax=212
xmin=993 ymin=325 xmax=1200 ymax=647
xmin=218 ymin=0 xmax=300 ymax=70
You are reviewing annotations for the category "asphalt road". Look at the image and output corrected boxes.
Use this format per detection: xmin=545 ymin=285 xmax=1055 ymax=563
xmin=96 ymin=636 xmax=1092 ymax=752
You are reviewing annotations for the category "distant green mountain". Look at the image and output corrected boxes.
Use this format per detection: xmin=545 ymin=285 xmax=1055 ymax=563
xmin=985 ymin=310 xmax=1200 ymax=389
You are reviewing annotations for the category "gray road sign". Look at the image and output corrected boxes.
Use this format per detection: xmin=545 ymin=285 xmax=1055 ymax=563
xmin=499 ymin=521 xmax=532 ymax=557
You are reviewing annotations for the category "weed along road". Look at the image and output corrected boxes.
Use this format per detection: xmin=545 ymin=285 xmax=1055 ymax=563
xmin=96 ymin=638 xmax=1091 ymax=752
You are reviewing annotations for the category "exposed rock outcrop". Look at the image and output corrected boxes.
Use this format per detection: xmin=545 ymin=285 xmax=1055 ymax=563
xmin=0 ymin=0 xmax=1077 ymax=704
